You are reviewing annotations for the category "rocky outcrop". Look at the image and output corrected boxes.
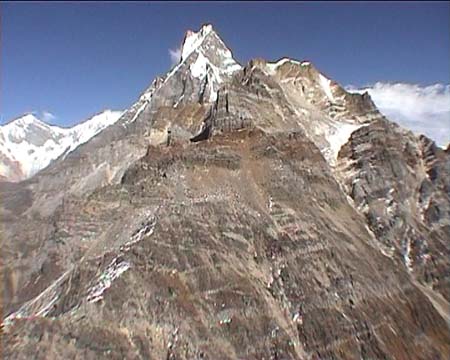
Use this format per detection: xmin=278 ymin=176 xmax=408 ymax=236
xmin=337 ymin=119 xmax=450 ymax=301
xmin=4 ymin=130 xmax=450 ymax=359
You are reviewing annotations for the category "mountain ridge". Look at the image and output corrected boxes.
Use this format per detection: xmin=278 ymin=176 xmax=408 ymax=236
xmin=2 ymin=24 xmax=449 ymax=359
xmin=0 ymin=109 xmax=124 ymax=182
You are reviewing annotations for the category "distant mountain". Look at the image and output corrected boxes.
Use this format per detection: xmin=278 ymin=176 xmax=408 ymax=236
xmin=0 ymin=110 xmax=123 ymax=182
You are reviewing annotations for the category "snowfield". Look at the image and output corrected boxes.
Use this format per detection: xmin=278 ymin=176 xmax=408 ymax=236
xmin=0 ymin=110 xmax=123 ymax=181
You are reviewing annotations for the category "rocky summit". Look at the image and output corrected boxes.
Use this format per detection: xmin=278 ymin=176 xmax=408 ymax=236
xmin=1 ymin=24 xmax=449 ymax=359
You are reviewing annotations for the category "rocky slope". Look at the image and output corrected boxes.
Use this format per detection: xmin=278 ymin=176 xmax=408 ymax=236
xmin=0 ymin=110 xmax=123 ymax=182
xmin=1 ymin=24 xmax=449 ymax=359
xmin=337 ymin=123 xmax=450 ymax=301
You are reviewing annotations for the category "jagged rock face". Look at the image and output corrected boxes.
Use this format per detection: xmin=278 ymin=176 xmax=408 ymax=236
xmin=0 ymin=153 xmax=24 ymax=182
xmin=8 ymin=25 xmax=240 ymax=216
xmin=337 ymin=121 xmax=450 ymax=301
xmin=4 ymin=130 xmax=450 ymax=359
xmin=151 ymin=24 xmax=241 ymax=108
xmin=200 ymin=58 xmax=382 ymax=166
xmin=2 ymin=24 xmax=450 ymax=359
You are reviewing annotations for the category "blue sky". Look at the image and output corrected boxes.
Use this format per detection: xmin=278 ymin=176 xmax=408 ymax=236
xmin=2 ymin=1 xmax=449 ymax=128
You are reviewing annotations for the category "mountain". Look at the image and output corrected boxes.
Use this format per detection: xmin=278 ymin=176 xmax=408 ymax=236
xmin=0 ymin=110 xmax=123 ymax=182
xmin=2 ymin=24 xmax=449 ymax=359
xmin=345 ymin=83 xmax=450 ymax=149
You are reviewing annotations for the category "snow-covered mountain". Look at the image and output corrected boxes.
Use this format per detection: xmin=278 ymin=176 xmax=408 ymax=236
xmin=0 ymin=110 xmax=123 ymax=182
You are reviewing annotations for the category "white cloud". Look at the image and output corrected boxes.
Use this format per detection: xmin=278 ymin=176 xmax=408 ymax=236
xmin=346 ymin=82 xmax=450 ymax=147
xmin=41 ymin=111 xmax=56 ymax=123
xmin=169 ymin=46 xmax=182 ymax=66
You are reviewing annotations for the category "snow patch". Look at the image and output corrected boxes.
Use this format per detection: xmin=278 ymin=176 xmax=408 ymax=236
xmin=190 ymin=51 xmax=208 ymax=78
xmin=223 ymin=62 xmax=241 ymax=74
xmin=319 ymin=74 xmax=335 ymax=102
xmin=268 ymin=196 xmax=274 ymax=212
xmin=126 ymin=101 xmax=147 ymax=125
xmin=164 ymin=61 xmax=184 ymax=84
xmin=35 ymin=294 xmax=60 ymax=317
xmin=86 ymin=211 xmax=160 ymax=303
xmin=2 ymin=268 xmax=72 ymax=327
xmin=65 ymin=110 xmax=124 ymax=153
xmin=403 ymin=238 xmax=413 ymax=272
xmin=139 ymin=90 xmax=153 ymax=102
xmin=173 ymin=94 xmax=185 ymax=108
xmin=208 ymin=74 xmax=217 ymax=103
xmin=324 ymin=123 xmax=366 ymax=165
xmin=120 ymin=217 xmax=156 ymax=252
xmin=87 ymin=257 xmax=131 ymax=303
xmin=188 ymin=48 xmax=239 ymax=101
xmin=266 ymin=58 xmax=301 ymax=74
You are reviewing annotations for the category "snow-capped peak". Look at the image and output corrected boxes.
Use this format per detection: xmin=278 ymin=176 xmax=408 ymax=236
xmin=2 ymin=114 xmax=66 ymax=145
xmin=4 ymin=113 xmax=47 ymax=132
xmin=0 ymin=110 xmax=123 ymax=182
xmin=181 ymin=24 xmax=214 ymax=61
xmin=10 ymin=113 xmax=42 ymax=126
xmin=162 ymin=24 xmax=241 ymax=104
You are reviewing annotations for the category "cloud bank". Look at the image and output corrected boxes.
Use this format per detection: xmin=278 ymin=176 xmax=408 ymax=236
xmin=346 ymin=82 xmax=450 ymax=147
